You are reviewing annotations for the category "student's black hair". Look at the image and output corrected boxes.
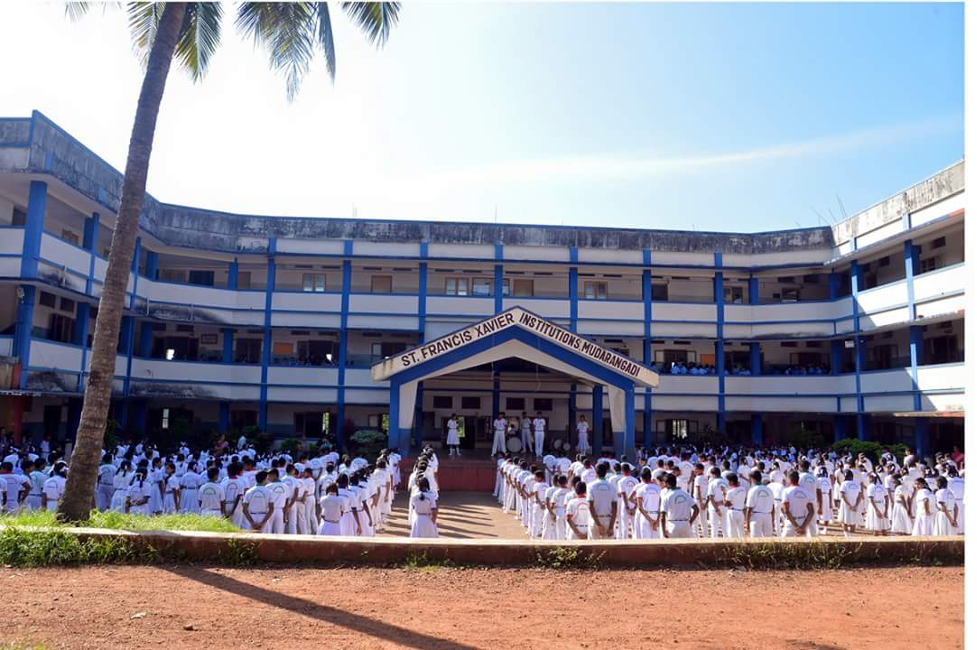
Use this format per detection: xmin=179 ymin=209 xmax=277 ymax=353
xmin=574 ymin=481 xmax=587 ymax=496
xmin=417 ymin=476 xmax=430 ymax=500
xmin=694 ymin=462 xmax=704 ymax=471
xmin=664 ymin=473 xmax=677 ymax=488
xmin=117 ymin=460 xmax=132 ymax=475
xmin=336 ymin=473 xmax=349 ymax=488
xmin=728 ymin=474 xmax=739 ymax=486
xmin=255 ymin=470 xmax=269 ymax=484
xmin=936 ymin=475 xmax=948 ymax=489
xmin=325 ymin=463 xmax=335 ymax=472
xmin=595 ymin=462 xmax=608 ymax=479
xmin=640 ymin=467 xmax=652 ymax=482
xmin=325 ymin=482 xmax=339 ymax=495
xmin=787 ymin=470 xmax=800 ymax=485
xmin=557 ymin=475 xmax=568 ymax=486
xmin=750 ymin=470 xmax=763 ymax=483
xmin=535 ymin=470 xmax=545 ymax=480
xmin=613 ymin=462 xmax=622 ymax=472
xmin=207 ymin=467 xmax=220 ymax=481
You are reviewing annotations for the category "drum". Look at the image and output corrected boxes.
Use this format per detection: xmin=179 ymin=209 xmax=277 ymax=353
xmin=506 ymin=437 xmax=523 ymax=452
xmin=562 ymin=442 xmax=571 ymax=451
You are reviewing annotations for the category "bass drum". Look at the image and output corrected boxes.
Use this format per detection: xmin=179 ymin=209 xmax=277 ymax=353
xmin=506 ymin=437 xmax=523 ymax=452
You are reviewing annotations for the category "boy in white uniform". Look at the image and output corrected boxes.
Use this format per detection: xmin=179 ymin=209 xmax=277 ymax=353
xmin=659 ymin=473 xmax=699 ymax=539
xmin=587 ymin=462 xmax=618 ymax=539
xmin=616 ymin=464 xmax=639 ymax=539
xmin=197 ymin=468 xmax=226 ymax=517
xmin=97 ymin=455 xmax=116 ymax=511
xmin=520 ymin=413 xmax=532 ymax=454
xmin=41 ymin=462 xmax=68 ymax=512
xmin=242 ymin=471 xmax=275 ymax=533
xmin=634 ymin=467 xmax=661 ymax=539
xmin=565 ymin=482 xmax=590 ymax=540
xmin=706 ymin=466 xmax=728 ymax=538
xmin=492 ymin=412 xmax=508 ymax=455
xmin=532 ymin=412 xmax=546 ymax=458
xmin=744 ymin=470 xmax=775 ymax=537
xmin=781 ymin=470 xmax=815 ymax=537
xmin=265 ymin=469 xmax=288 ymax=534
xmin=222 ymin=463 xmax=247 ymax=528
xmin=724 ymin=474 xmax=747 ymax=538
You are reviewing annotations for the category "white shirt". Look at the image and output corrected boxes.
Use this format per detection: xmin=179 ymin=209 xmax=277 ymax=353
xmin=587 ymin=479 xmax=616 ymax=518
xmin=532 ymin=418 xmax=546 ymax=434
xmin=198 ymin=481 xmax=226 ymax=511
xmin=746 ymin=484 xmax=774 ymax=514
xmin=782 ymin=485 xmax=812 ymax=522
xmin=493 ymin=418 xmax=507 ymax=433
xmin=635 ymin=482 xmax=661 ymax=514
xmin=243 ymin=484 xmax=272 ymax=514
xmin=661 ymin=488 xmax=694 ymax=521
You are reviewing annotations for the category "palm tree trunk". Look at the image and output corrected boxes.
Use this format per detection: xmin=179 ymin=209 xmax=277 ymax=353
xmin=57 ymin=2 xmax=188 ymax=523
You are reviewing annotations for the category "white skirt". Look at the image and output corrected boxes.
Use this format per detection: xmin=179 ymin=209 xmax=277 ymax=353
xmin=410 ymin=513 xmax=439 ymax=538
xmin=446 ymin=430 xmax=460 ymax=445
xmin=935 ymin=511 xmax=955 ymax=536
xmin=890 ymin=505 xmax=913 ymax=534
xmin=318 ymin=520 xmax=342 ymax=536
xmin=839 ymin=501 xmax=859 ymax=526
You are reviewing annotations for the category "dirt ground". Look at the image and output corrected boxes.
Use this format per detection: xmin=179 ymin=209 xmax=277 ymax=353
xmin=1 ymin=565 xmax=962 ymax=650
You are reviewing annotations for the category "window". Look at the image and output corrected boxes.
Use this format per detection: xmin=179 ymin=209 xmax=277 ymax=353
xmin=461 ymin=396 xmax=481 ymax=410
xmin=370 ymin=275 xmax=393 ymax=293
xmin=584 ymin=281 xmax=607 ymax=300
xmin=61 ymin=229 xmax=79 ymax=246
xmin=926 ymin=335 xmax=960 ymax=365
xmin=235 ymin=338 xmax=262 ymax=364
xmin=503 ymin=278 xmax=534 ymax=297
xmin=433 ymin=395 xmax=453 ymax=409
xmin=39 ymin=291 xmax=57 ymax=308
xmin=231 ymin=410 xmax=258 ymax=429
xmin=47 ymin=313 xmax=74 ymax=343
xmin=506 ymin=397 xmax=525 ymax=411
xmin=802 ymin=274 xmax=822 ymax=284
xmin=781 ymin=288 xmax=800 ymax=302
xmin=372 ymin=341 xmax=408 ymax=361
xmin=446 ymin=277 xmax=469 ymax=296
xmin=777 ymin=276 xmax=795 ymax=284
xmin=533 ymin=398 xmax=553 ymax=412
xmin=723 ymin=286 xmax=744 ymax=304
xmin=12 ymin=208 xmax=26 ymax=226
xmin=162 ymin=408 xmax=170 ymax=430
xmin=297 ymin=340 xmax=334 ymax=364
xmin=60 ymin=297 xmax=75 ymax=313
xmin=931 ymin=237 xmax=946 ymax=249
xmin=302 ymin=273 xmax=326 ymax=292
xmin=656 ymin=419 xmax=698 ymax=440
xmin=920 ymin=257 xmax=938 ymax=273
xmin=237 ymin=271 xmax=252 ymax=290
xmin=160 ymin=269 xmax=187 ymax=283
xmin=471 ymin=277 xmax=493 ymax=296
xmin=651 ymin=284 xmax=668 ymax=301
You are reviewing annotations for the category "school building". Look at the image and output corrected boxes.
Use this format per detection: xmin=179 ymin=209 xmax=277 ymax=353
xmin=0 ymin=111 xmax=966 ymax=457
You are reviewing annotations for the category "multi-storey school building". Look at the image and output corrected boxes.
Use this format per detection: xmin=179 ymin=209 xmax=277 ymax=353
xmin=0 ymin=112 xmax=966 ymax=457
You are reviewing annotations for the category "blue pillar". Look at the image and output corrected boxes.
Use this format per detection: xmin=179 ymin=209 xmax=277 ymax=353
xmin=120 ymin=315 xmax=135 ymax=427
xmin=830 ymin=340 xmax=844 ymax=375
xmin=14 ymin=286 xmax=36 ymax=389
xmin=569 ymin=246 xmax=579 ymax=332
xmin=494 ymin=243 xmax=504 ymax=313
xmin=748 ymin=277 xmax=759 ymax=305
xmin=259 ymin=239 xmax=276 ymax=432
xmin=833 ymin=414 xmax=849 ymax=442
xmin=413 ymin=384 xmax=424 ymax=450
xmin=66 ymin=398 xmax=83 ymax=444
xmin=83 ymin=212 xmax=100 ymax=296
xmin=751 ymin=413 xmax=763 ymax=446
xmin=623 ymin=385 xmax=635 ymax=460
xmin=145 ymin=250 xmax=158 ymax=281
xmin=714 ymin=253 xmax=725 ymax=434
xmin=828 ymin=272 xmax=840 ymax=300
xmin=20 ymin=180 xmax=47 ymax=278
xmin=227 ymin=258 xmax=239 ymax=290
xmin=73 ymin=303 xmax=91 ymax=347
xmin=909 ymin=325 xmax=924 ymax=411
xmin=415 ymin=244 xmax=428 ymax=452
xmin=138 ymin=321 xmax=154 ymax=358
xmin=914 ymin=418 xmax=930 ymax=459
xmin=750 ymin=342 xmax=761 ymax=375
xmin=128 ymin=236 xmax=141 ymax=309
xmin=119 ymin=317 xmax=133 ymax=355
xmin=222 ymin=328 xmax=235 ymax=363
xmin=591 ymin=385 xmax=604 ymax=457
xmin=851 ymin=261 xmax=866 ymax=440
xmin=335 ymin=241 xmax=352 ymax=449
xmin=218 ymin=402 xmax=230 ymax=433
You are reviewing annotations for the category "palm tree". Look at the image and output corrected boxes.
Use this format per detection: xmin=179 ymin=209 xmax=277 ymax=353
xmin=56 ymin=2 xmax=400 ymax=522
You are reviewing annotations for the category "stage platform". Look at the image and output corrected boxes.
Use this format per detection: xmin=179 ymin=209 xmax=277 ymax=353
xmin=400 ymin=455 xmax=499 ymax=492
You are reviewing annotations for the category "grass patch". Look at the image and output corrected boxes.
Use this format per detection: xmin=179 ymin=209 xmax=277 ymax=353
xmin=400 ymin=551 xmax=456 ymax=570
xmin=1 ymin=509 xmax=240 ymax=533
xmin=715 ymin=539 xmax=964 ymax=570
xmin=534 ymin=545 xmax=605 ymax=570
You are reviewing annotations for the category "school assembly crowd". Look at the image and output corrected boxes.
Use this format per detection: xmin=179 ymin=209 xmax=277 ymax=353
xmin=496 ymin=446 xmax=966 ymax=540
xmin=0 ymin=434 xmax=420 ymax=538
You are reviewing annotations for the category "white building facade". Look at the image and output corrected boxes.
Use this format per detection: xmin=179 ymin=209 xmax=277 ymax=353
xmin=0 ymin=111 xmax=966 ymax=456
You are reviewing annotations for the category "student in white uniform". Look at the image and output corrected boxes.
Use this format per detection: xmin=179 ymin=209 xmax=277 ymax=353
xmin=616 ymin=464 xmax=639 ymax=539
xmin=934 ymin=476 xmax=958 ymax=536
xmin=125 ymin=470 xmax=153 ymax=515
xmin=576 ymin=415 xmax=591 ymax=455
xmin=24 ymin=459 xmax=46 ymax=512
xmin=96 ymin=454 xmax=117 ymax=511
xmin=544 ymin=475 xmax=570 ymax=540
xmin=445 ymin=414 xmax=462 ymax=458
xmin=865 ymin=474 xmax=890 ymax=536
xmin=179 ymin=465 xmax=202 ymax=514
xmin=532 ymin=412 xmax=546 ymax=458
xmin=705 ymin=466 xmax=727 ymax=539
xmin=520 ymin=413 xmax=532 ymax=455
xmin=242 ymin=471 xmax=275 ymax=533
xmin=281 ymin=465 xmax=303 ymax=534
xmin=41 ymin=462 xmax=68 ymax=512
xmin=197 ymin=468 xmax=226 ymax=518
xmin=221 ymin=463 xmax=247 ymax=529
xmin=634 ymin=467 xmax=661 ymax=539
xmin=889 ymin=474 xmax=913 ymax=535
xmin=659 ymin=473 xmax=698 ymax=539
xmin=409 ymin=477 xmax=439 ymax=538
xmin=565 ymin=482 xmax=591 ymax=540
xmin=587 ymin=462 xmax=618 ymax=539
xmin=911 ymin=477 xmax=936 ymax=537
xmin=266 ymin=469 xmax=288 ymax=535
xmin=946 ymin=467 xmax=965 ymax=534
xmin=781 ymin=471 xmax=815 ymax=537
xmin=318 ymin=482 xmax=347 ymax=536
xmin=815 ymin=467 xmax=833 ymax=535
xmin=838 ymin=470 xmax=862 ymax=537
xmin=744 ymin=471 xmax=775 ymax=538
xmin=724 ymin=474 xmax=747 ymax=538
xmin=162 ymin=463 xmax=181 ymax=514
xmin=491 ymin=412 xmax=508 ymax=455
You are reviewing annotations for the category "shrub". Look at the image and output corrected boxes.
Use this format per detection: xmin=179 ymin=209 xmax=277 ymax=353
xmin=277 ymin=437 xmax=305 ymax=458
xmin=350 ymin=428 xmax=387 ymax=460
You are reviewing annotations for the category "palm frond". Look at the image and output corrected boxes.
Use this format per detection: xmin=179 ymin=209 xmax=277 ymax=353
xmin=341 ymin=2 xmax=400 ymax=48
xmin=127 ymin=2 xmax=165 ymax=68
xmin=65 ymin=2 xmax=91 ymax=21
xmin=236 ymin=2 xmax=316 ymax=102
xmin=174 ymin=2 xmax=224 ymax=81
xmin=313 ymin=3 xmax=336 ymax=82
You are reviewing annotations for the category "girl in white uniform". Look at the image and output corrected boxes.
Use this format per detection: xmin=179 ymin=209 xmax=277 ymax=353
xmin=318 ymin=483 xmax=347 ymax=536
xmin=934 ymin=476 xmax=958 ymax=536
xmin=838 ymin=470 xmax=862 ymax=537
xmin=445 ymin=414 xmax=461 ymax=457
xmin=911 ymin=478 xmax=936 ymax=537
xmin=162 ymin=463 xmax=181 ymax=514
xmin=111 ymin=462 xmax=134 ymax=512
xmin=576 ymin=416 xmax=590 ymax=455
xmin=409 ymin=477 xmax=439 ymax=538
xmin=889 ymin=475 xmax=914 ymax=535
xmin=816 ymin=467 xmax=833 ymax=534
xmin=864 ymin=475 xmax=889 ymax=535
xmin=125 ymin=470 xmax=153 ymax=515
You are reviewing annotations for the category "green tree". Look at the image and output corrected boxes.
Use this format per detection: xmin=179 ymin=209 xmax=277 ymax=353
xmin=57 ymin=2 xmax=400 ymax=522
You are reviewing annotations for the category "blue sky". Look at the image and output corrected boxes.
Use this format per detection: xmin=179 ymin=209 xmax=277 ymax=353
xmin=0 ymin=2 xmax=964 ymax=232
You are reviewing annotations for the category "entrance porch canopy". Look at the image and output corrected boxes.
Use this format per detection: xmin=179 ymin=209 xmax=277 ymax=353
xmin=371 ymin=307 xmax=659 ymax=456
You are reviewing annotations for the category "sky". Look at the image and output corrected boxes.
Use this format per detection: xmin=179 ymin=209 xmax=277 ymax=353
xmin=0 ymin=2 xmax=964 ymax=232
